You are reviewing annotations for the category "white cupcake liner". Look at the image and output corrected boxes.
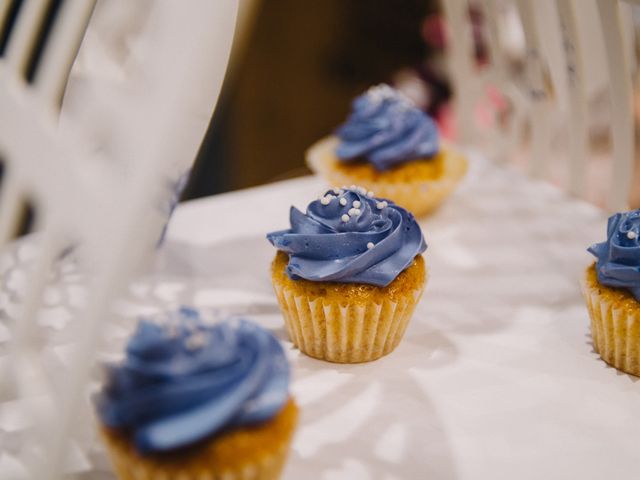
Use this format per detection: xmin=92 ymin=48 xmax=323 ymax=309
xmin=273 ymin=282 xmax=425 ymax=363
xmin=581 ymin=275 xmax=640 ymax=377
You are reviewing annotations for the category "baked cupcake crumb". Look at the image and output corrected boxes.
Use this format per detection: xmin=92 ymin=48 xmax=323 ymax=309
xmin=101 ymin=399 xmax=298 ymax=477
xmin=272 ymin=250 xmax=425 ymax=305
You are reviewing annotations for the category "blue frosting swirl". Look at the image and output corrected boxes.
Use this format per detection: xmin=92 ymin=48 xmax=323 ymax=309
xmin=95 ymin=308 xmax=290 ymax=453
xmin=588 ymin=210 xmax=640 ymax=300
xmin=335 ymin=84 xmax=439 ymax=171
xmin=267 ymin=187 xmax=427 ymax=287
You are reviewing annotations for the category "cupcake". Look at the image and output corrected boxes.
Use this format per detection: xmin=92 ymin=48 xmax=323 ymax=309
xmin=95 ymin=308 xmax=298 ymax=480
xmin=582 ymin=210 xmax=640 ymax=376
xmin=267 ymin=187 xmax=428 ymax=363
xmin=306 ymin=84 xmax=467 ymax=216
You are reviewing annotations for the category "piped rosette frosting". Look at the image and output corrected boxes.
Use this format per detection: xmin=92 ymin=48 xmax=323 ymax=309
xmin=95 ymin=308 xmax=290 ymax=453
xmin=335 ymin=84 xmax=439 ymax=171
xmin=267 ymin=187 xmax=426 ymax=287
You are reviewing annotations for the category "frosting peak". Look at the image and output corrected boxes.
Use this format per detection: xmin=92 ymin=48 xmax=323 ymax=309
xmin=588 ymin=210 xmax=640 ymax=299
xmin=95 ymin=309 xmax=289 ymax=453
xmin=335 ymin=84 xmax=439 ymax=171
xmin=267 ymin=187 xmax=427 ymax=287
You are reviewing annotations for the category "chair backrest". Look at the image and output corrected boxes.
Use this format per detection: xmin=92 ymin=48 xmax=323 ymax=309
xmin=443 ymin=0 xmax=637 ymax=212
xmin=0 ymin=1 xmax=237 ymax=478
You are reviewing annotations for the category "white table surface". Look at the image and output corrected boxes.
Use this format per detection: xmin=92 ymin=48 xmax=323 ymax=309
xmin=1 ymin=154 xmax=639 ymax=479
xmin=161 ymin=154 xmax=639 ymax=480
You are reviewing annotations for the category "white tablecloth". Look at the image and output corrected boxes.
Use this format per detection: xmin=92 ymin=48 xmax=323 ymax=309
xmin=2 ymin=154 xmax=639 ymax=479
xmin=161 ymin=154 xmax=638 ymax=479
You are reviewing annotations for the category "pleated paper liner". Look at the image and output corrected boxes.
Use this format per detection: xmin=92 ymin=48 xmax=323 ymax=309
xmin=306 ymin=136 xmax=468 ymax=217
xmin=273 ymin=283 xmax=424 ymax=363
xmin=271 ymin=250 xmax=427 ymax=363
xmin=100 ymin=399 xmax=298 ymax=480
xmin=581 ymin=265 xmax=640 ymax=377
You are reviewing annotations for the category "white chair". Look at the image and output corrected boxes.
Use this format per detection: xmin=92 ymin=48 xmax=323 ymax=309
xmin=443 ymin=0 xmax=637 ymax=212
xmin=0 ymin=1 xmax=237 ymax=478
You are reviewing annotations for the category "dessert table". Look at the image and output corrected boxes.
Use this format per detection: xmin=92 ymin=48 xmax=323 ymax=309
xmin=162 ymin=153 xmax=638 ymax=479
xmin=1 ymin=153 xmax=639 ymax=479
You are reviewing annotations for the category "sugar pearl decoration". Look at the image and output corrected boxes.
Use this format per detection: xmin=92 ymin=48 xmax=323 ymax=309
xmin=185 ymin=331 xmax=208 ymax=350
xmin=367 ymin=242 xmax=374 ymax=249
xmin=376 ymin=201 xmax=388 ymax=210
xmin=348 ymin=208 xmax=361 ymax=217
xmin=320 ymin=195 xmax=332 ymax=205
xmin=352 ymin=200 xmax=361 ymax=208
xmin=339 ymin=197 xmax=347 ymax=206
xmin=628 ymin=231 xmax=637 ymax=240
xmin=341 ymin=214 xmax=350 ymax=222
xmin=165 ymin=324 xmax=179 ymax=338
xmin=367 ymin=191 xmax=374 ymax=197
xmin=358 ymin=186 xmax=367 ymax=194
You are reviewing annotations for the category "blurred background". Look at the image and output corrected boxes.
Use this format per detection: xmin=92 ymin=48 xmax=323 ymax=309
xmin=183 ymin=0 xmax=446 ymax=200
xmin=2 ymin=0 xmax=640 ymax=210
xmin=180 ymin=0 xmax=640 ymax=210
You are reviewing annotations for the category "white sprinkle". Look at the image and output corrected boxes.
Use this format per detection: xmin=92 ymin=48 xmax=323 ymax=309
xmin=341 ymin=214 xmax=350 ymax=222
xmin=367 ymin=191 xmax=375 ymax=197
xmin=348 ymin=208 xmax=361 ymax=216
xmin=628 ymin=231 xmax=637 ymax=240
xmin=358 ymin=186 xmax=367 ymax=194
xmin=320 ymin=196 xmax=331 ymax=205
xmin=165 ymin=324 xmax=179 ymax=338
xmin=376 ymin=201 xmax=388 ymax=210
xmin=339 ymin=198 xmax=347 ymax=206
xmin=367 ymin=242 xmax=374 ymax=249
xmin=352 ymin=200 xmax=361 ymax=208
xmin=185 ymin=331 xmax=208 ymax=350
xmin=332 ymin=188 xmax=341 ymax=194
xmin=367 ymin=84 xmax=396 ymax=104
